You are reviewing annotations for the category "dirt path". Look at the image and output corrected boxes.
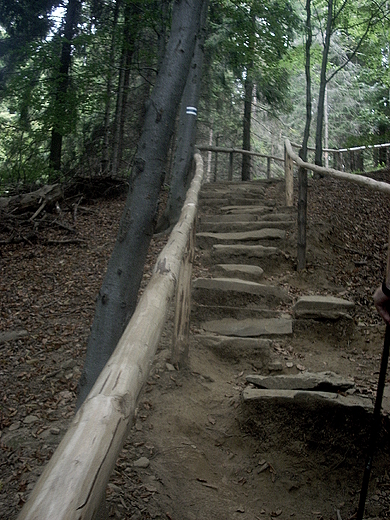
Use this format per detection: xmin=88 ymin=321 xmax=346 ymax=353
xmin=1 ymin=173 xmax=390 ymax=520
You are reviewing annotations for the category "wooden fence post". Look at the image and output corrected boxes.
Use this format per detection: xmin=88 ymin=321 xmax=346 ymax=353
xmin=171 ymin=224 xmax=195 ymax=368
xmin=228 ymin=151 xmax=234 ymax=181
xmin=267 ymin=157 xmax=271 ymax=179
xmin=284 ymin=143 xmax=293 ymax=207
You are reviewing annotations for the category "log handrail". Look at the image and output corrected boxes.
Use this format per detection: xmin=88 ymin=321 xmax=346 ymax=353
xmin=196 ymin=144 xmax=284 ymax=162
xmin=285 ymin=139 xmax=390 ymax=195
xmin=17 ymin=152 xmax=205 ymax=520
xmin=290 ymin=140 xmax=390 ymax=154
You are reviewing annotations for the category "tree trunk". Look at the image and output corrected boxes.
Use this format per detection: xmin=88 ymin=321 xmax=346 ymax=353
xmin=314 ymin=0 xmax=332 ymax=167
xmin=241 ymin=70 xmax=253 ymax=181
xmin=297 ymin=0 xmax=312 ymax=271
xmin=77 ymin=0 xmax=206 ymax=408
xmin=49 ymin=0 xmax=80 ymax=173
xmin=101 ymin=0 xmax=121 ymax=175
xmin=156 ymin=0 xmax=209 ymax=233
xmin=111 ymin=3 xmax=137 ymax=177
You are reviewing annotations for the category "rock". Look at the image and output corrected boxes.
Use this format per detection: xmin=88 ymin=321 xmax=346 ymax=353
xmin=214 ymin=264 xmax=264 ymax=282
xmin=293 ymin=295 xmax=354 ymax=320
xmin=268 ymin=362 xmax=283 ymax=372
xmin=242 ymin=388 xmax=373 ymax=411
xmin=212 ymin=244 xmax=280 ymax=262
xmin=196 ymin=228 xmax=286 ymax=248
xmin=133 ymin=457 xmax=150 ymax=468
xmin=198 ymin=334 xmax=272 ymax=366
xmin=166 ymin=363 xmax=176 ymax=371
xmin=201 ymin=318 xmax=293 ymax=337
xmin=0 ymin=329 xmax=28 ymax=344
xmin=9 ymin=421 xmax=21 ymax=431
xmin=50 ymin=427 xmax=61 ymax=435
xmin=246 ymin=371 xmax=355 ymax=392
xmin=23 ymin=415 xmax=39 ymax=425
xmin=192 ymin=278 xmax=291 ymax=307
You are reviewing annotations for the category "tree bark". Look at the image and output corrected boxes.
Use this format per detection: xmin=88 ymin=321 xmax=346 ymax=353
xmin=111 ymin=3 xmax=137 ymax=177
xmin=297 ymin=0 xmax=312 ymax=271
xmin=77 ymin=0 xmax=206 ymax=408
xmin=315 ymin=0 xmax=332 ymax=168
xmin=101 ymin=0 xmax=121 ymax=175
xmin=49 ymin=0 xmax=80 ymax=173
xmin=156 ymin=0 xmax=209 ymax=233
xmin=242 ymin=70 xmax=253 ymax=181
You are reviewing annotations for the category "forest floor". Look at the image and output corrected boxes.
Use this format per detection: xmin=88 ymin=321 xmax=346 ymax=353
xmin=1 ymin=170 xmax=390 ymax=520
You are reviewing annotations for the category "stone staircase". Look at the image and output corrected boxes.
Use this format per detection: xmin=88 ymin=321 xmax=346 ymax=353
xmin=192 ymin=179 xmax=374 ymax=412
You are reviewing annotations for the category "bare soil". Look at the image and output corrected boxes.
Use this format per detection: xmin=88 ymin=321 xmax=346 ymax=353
xmin=1 ymin=172 xmax=390 ymax=520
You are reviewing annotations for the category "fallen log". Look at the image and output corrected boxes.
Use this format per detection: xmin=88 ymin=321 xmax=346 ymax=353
xmin=0 ymin=184 xmax=63 ymax=214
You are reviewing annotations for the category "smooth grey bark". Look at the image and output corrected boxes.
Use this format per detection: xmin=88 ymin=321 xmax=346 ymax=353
xmin=156 ymin=0 xmax=209 ymax=233
xmin=77 ymin=0 xmax=206 ymax=408
xmin=297 ymin=0 xmax=312 ymax=271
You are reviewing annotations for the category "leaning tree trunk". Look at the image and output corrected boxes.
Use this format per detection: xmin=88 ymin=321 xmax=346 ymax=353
xmin=77 ymin=0 xmax=206 ymax=408
xmin=49 ymin=0 xmax=80 ymax=173
xmin=156 ymin=0 xmax=209 ymax=233
xmin=314 ymin=0 xmax=332 ymax=167
xmin=297 ymin=0 xmax=312 ymax=271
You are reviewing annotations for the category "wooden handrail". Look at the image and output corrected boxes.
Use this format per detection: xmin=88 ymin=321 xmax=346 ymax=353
xmin=290 ymin=140 xmax=390 ymax=154
xmin=17 ymin=153 xmax=205 ymax=520
xmin=196 ymin=144 xmax=284 ymax=162
xmin=285 ymin=139 xmax=390 ymax=195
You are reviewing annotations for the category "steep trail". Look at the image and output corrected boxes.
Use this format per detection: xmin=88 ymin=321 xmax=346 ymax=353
xmin=111 ymin=178 xmax=390 ymax=520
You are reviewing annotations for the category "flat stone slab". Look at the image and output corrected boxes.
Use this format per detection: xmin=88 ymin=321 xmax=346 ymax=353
xmin=201 ymin=317 xmax=293 ymax=337
xmin=246 ymin=371 xmax=355 ymax=392
xmin=214 ymin=264 xmax=264 ymax=282
xmin=293 ymin=295 xmax=354 ymax=319
xmin=198 ymin=334 xmax=272 ymax=366
xmin=200 ymin=214 xmax=266 ymax=223
xmin=212 ymin=244 xmax=280 ymax=261
xmin=221 ymin=205 xmax=276 ymax=214
xmin=193 ymin=277 xmax=290 ymax=301
xmin=197 ymin=229 xmax=286 ymax=248
xmin=199 ymin=220 xmax=294 ymax=233
xmin=242 ymin=388 xmax=373 ymax=412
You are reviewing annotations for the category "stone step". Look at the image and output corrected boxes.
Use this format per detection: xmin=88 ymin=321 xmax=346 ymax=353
xmin=198 ymin=220 xmax=294 ymax=233
xmin=196 ymin=334 xmax=272 ymax=368
xmin=192 ymin=304 xmax=283 ymax=322
xmin=293 ymin=295 xmax=355 ymax=320
xmin=201 ymin=197 xmax=263 ymax=207
xmin=242 ymin=387 xmax=373 ymax=412
xmin=200 ymin=190 xmax=265 ymax=200
xmin=211 ymin=244 xmax=282 ymax=263
xmin=200 ymin=212 xmax=293 ymax=224
xmin=213 ymin=264 xmax=264 ymax=282
xmin=201 ymin=317 xmax=293 ymax=337
xmin=192 ymin=278 xmax=291 ymax=308
xmin=220 ymin=204 xmax=277 ymax=214
xmin=246 ymin=371 xmax=355 ymax=392
xmin=197 ymin=229 xmax=286 ymax=249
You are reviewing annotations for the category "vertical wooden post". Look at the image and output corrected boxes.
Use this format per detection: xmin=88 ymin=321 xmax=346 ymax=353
xmin=267 ymin=157 xmax=271 ymax=179
xmin=228 ymin=151 xmax=234 ymax=181
xmin=284 ymin=143 xmax=293 ymax=207
xmin=171 ymin=224 xmax=195 ymax=368
xmin=297 ymin=166 xmax=308 ymax=270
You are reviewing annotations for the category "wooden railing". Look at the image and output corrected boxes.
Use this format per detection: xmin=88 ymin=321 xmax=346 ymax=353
xmin=196 ymin=144 xmax=285 ymax=181
xmin=285 ymin=139 xmax=390 ymax=196
xmin=17 ymin=153 xmax=204 ymax=520
xmin=290 ymin=140 xmax=390 ymax=172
